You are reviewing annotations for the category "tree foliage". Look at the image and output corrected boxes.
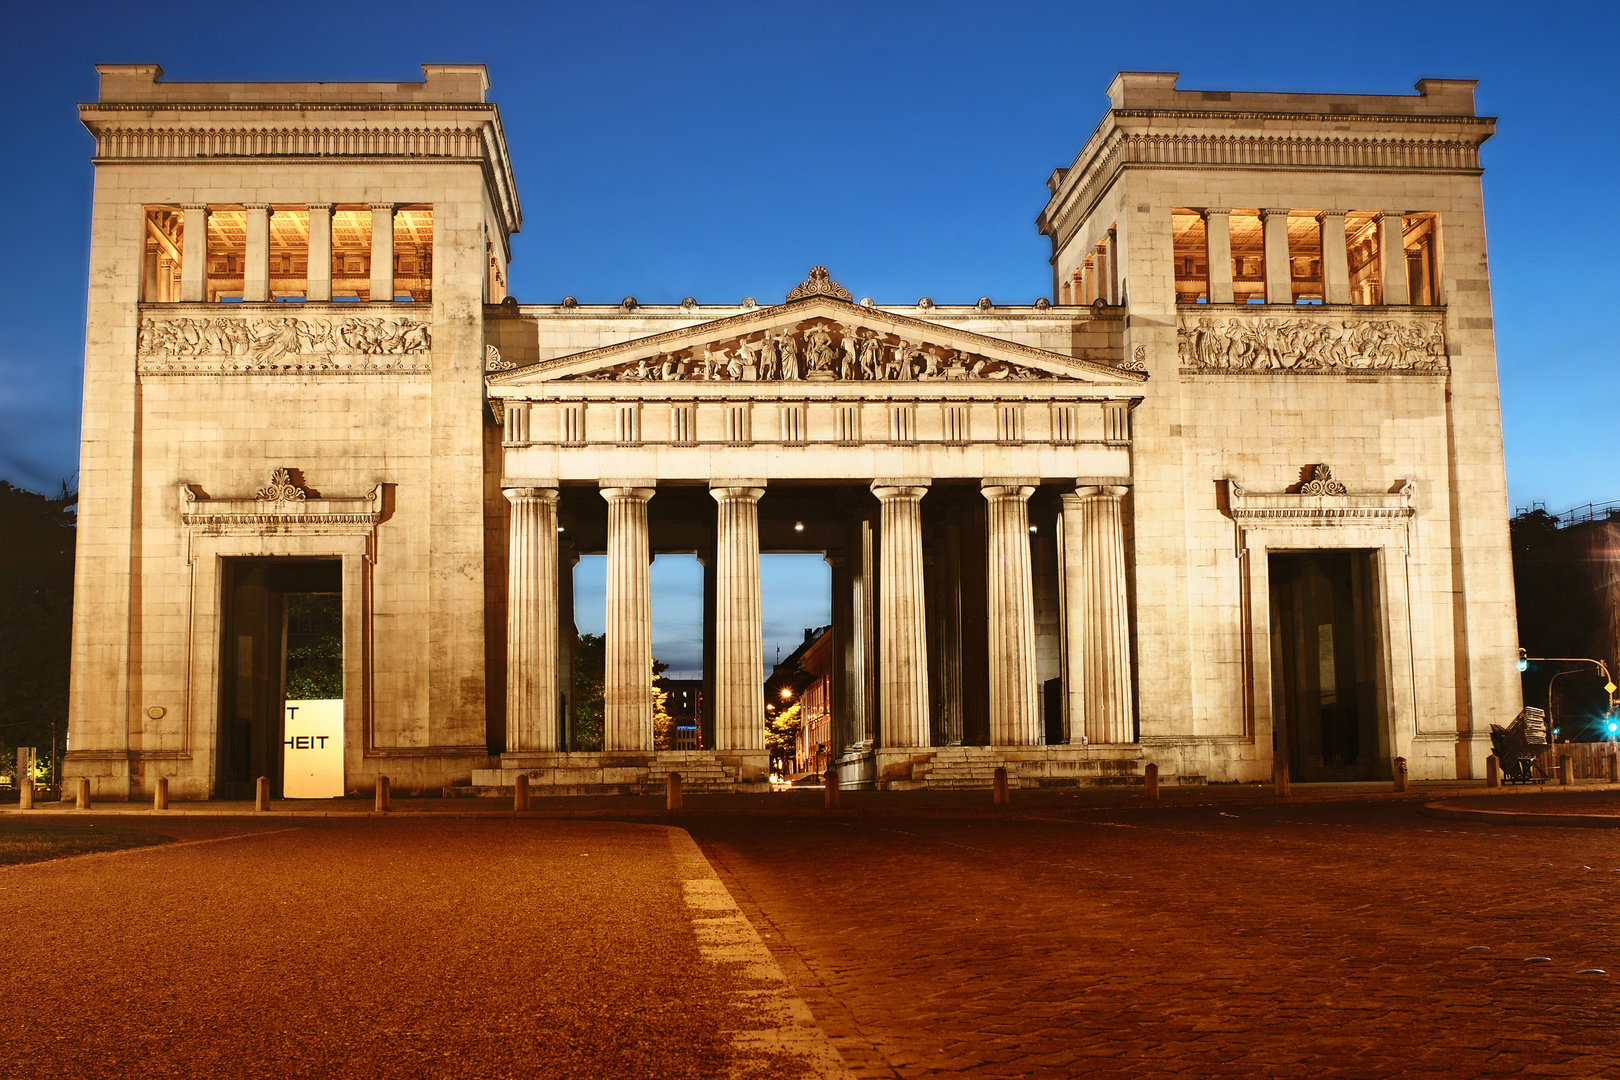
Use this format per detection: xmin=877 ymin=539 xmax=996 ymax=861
xmin=572 ymin=633 xmax=672 ymax=751
xmin=0 ymin=482 xmax=75 ymax=779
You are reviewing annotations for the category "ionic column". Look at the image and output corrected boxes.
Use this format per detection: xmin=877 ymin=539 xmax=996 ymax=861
xmin=307 ymin=204 xmax=333 ymax=302
xmin=982 ymin=480 xmax=1040 ymax=746
xmin=1073 ymin=486 xmax=1134 ymax=744
xmin=871 ymin=480 xmax=931 ymax=748
xmin=600 ymin=482 xmax=655 ymax=751
xmin=369 ymin=203 xmax=395 ymax=302
xmin=179 ymin=204 xmax=208 ymax=302
xmin=1317 ymin=211 xmax=1351 ymax=305
xmin=1261 ymin=208 xmax=1292 ymax=304
xmin=711 ymin=482 xmax=766 ymax=751
xmin=243 ymin=204 xmax=271 ymax=303
xmin=504 ymin=486 xmax=559 ymax=752
xmin=1377 ymin=211 xmax=1409 ymax=305
xmin=1203 ymin=209 xmax=1234 ymax=304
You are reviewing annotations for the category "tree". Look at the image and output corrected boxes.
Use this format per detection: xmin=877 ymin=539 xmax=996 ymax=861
xmin=572 ymin=634 xmax=672 ymax=751
xmin=652 ymin=675 xmax=674 ymax=750
xmin=767 ymin=701 xmax=802 ymax=775
xmin=0 ymin=482 xmax=76 ymax=782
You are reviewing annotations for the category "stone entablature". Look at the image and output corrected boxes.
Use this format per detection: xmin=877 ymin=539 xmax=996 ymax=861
xmin=1176 ymin=306 xmax=1446 ymax=373
xmin=137 ymin=302 xmax=432 ymax=375
xmin=179 ymin=469 xmax=386 ymax=535
xmin=1223 ymin=474 xmax=1417 ymax=526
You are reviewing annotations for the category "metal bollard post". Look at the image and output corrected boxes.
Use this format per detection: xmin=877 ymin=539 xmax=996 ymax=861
xmin=255 ymin=776 xmax=270 ymax=812
xmin=993 ymin=766 xmax=1010 ymax=806
xmin=665 ymin=771 xmax=682 ymax=812
xmin=515 ymin=773 xmax=531 ymax=812
xmin=1559 ymin=755 xmax=1574 ymax=786
xmin=1486 ymin=754 xmax=1501 ymax=788
xmin=154 ymin=777 xmax=169 ymax=811
xmin=823 ymin=763 xmax=840 ymax=810
xmin=76 ymin=777 xmax=91 ymax=810
xmin=1273 ymin=759 xmax=1290 ymax=798
xmin=1609 ymin=753 xmax=1618 ymax=784
xmin=19 ymin=778 xmax=33 ymax=811
xmin=1392 ymin=756 xmax=1408 ymax=793
xmin=1144 ymin=762 xmax=1159 ymax=800
xmin=375 ymin=775 xmax=391 ymax=813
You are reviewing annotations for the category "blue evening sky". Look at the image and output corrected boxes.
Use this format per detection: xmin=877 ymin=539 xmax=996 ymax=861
xmin=2 ymin=0 xmax=1615 ymax=674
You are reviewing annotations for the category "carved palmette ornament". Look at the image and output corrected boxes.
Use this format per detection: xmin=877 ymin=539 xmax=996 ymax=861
xmin=784 ymin=266 xmax=853 ymax=303
xmin=255 ymin=468 xmax=307 ymax=503
xmin=485 ymin=344 xmax=515 ymax=371
xmin=1177 ymin=316 xmax=1445 ymax=372
xmin=567 ymin=321 xmax=1064 ymax=383
xmin=138 ymin=314 xmax=431 ymax=374
xmin=1297 ymin=465 xmax=1348 ymax=496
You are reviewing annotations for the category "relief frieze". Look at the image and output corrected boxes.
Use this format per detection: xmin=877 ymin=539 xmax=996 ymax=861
xmin=1177 ymin=314 xmax=1446 ymax=373
xmin=138 ymin=313 xmax=431 ymax=375
xmin=566 ymin=320 xmax=1067 ymax=383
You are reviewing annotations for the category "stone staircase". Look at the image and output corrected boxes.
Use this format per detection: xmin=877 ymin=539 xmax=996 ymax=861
xmin=875 ymin=745 xmax=1150 ymax=790
xmin=462 ymin=749 xmax=769 ymax=797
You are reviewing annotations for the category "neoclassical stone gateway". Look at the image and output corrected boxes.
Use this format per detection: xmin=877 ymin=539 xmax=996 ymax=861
xmin=65 ymin=64 xmax=1520 ymax=799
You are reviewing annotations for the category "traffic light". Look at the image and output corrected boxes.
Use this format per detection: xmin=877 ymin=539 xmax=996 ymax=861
xmin=1517 ymin=648 xmax=1528 ymax=673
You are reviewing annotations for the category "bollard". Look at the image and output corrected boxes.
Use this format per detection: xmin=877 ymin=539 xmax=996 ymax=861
xmin=1558 ymin=755 xmax=1574 ymax=787
xmin=1144 ymin=762 xmax=1159 ymax=800
xmin=823 ymin=763 xmax=840 ymax=810
xmin=665 ymin=772 xmax=682 ymax=812
xmin=1486 ymin=754 xmax=1502 ymax=788
xmin=1392 ymin=756 xmax=1408 ymax=793
xmin=1273 ymin=759 xmax=1290 ymax=798
xmin=154 ymin=777 xmax=169 ymax=811
xmin=76 ymin=777 xmax=91 ymax=810
xmin=1609 ymin=753 xmax=1619 ymax=784
xmin=515 ymin=773 xmax=531 ymax=812
xmin=255 ymin=776 xmax=270 ymax=812
xmin=19 ymin=778 xmax=33 ymax=811
xmin=993 ymin=766 xmax=1010 ymax=806
xmin=375 ymin=775 xmax=391 ymax=812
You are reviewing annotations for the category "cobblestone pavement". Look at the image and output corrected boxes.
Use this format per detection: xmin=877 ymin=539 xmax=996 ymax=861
xmin=685 ymin=796 xmax=1620 ymax=1079
xmin=0 ymin=816 xmax=834 ymax=1080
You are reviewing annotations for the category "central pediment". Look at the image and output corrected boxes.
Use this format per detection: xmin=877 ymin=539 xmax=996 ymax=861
xmin=486 ymin=295 xmax=1142 ymax=390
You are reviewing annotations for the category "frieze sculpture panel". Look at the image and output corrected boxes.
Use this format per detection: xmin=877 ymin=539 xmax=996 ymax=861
xmin=1177 ymin=315 xmax=1445 ymax=372
xmin=567 ymin=321 xmax=1068 ymax=383
xmin=138 ymin=314 xmax=431 ymax=374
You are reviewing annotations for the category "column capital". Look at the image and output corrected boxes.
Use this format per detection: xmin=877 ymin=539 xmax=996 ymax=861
xmin=1260 ymin=207 xmax=1292 ymax=219
xmin=709 ymin=479 xmax=766 ymax=502
xmin=1315 ymin=209 xmax=1348 ymax=223
xmin=981 ymin=477 xmax=1039 ymax=500
xmin=1074 ymin=484 xmax=1130 ymax=500
xmin=502 ymin=486 xmax=558 ymax=504
xmin=1201 ymin=207 xmax=1231 ymax=219
xmin=242 ymin=203 xmax=271 ymax=212
xmin=306 ymin=202 xmax=334 ymax=213
xmin=871 ymin=478 xmax=930 ymax=501
xmin=368 ymin=202 xmax=395 ymax=213
xmin=600 ymin=485 xmax=655 ymax=503
xmin=1378 ymin=209 xmax=1407 ymax=220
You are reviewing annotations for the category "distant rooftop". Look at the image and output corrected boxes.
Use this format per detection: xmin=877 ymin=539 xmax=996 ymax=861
xmin=93 ymin=63 xmax=490 ymax=105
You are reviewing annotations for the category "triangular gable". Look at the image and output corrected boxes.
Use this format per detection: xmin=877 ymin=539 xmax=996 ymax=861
xmin=486 ymin=296 xmax=1143 ymax=388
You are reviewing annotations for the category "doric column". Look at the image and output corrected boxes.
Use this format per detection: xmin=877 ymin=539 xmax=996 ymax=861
xmin=935 ymin=521 xmax=965 ymax=746
xmin=1261 ymin=208 xmax=1292 ymax=304
xmin=1377 ymin=211 xmax=1409 ymax=305
xmin=699 ymin=549 xmax=716 ymax=751
xmin=503 ymin=486 xmax=559 ymax=752
xmin=711 ymin=482 xmax=766 ymax=751
xmin=826 ymin=553 xmax=852 ymax=756
xmin=1203 ymin=209 xmax=1234 ymax=304
xmin=848 ymin=514 xmax=875 ymax=751
xmin=982 ymin=480 xmax=1040 ymax=746
xmin=306 ymin=204 xmax=333 ymax=302
xmin=1316 ymin=211 xmax=1351 ymax=305
xmin=871 ymin=480 xmax=931 ymax=748
xmin=179 ymin=204 xmax=208 ymax=302
xmin=243 ymin=204 xmax=271 ymax=303
xmin=600 ymin=482 xmax=655 ymax=751
xmin=1072 ymin=486 xmax=1134 ymax=744
xmin=369 ymin=203 xmax=395 ymax=302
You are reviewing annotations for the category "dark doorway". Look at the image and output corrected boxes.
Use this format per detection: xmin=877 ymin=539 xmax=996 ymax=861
xmin=217 ymin=558 xmax=342 ymax=799
xmin=1268 ymin=551 xmax=1387 ymax=781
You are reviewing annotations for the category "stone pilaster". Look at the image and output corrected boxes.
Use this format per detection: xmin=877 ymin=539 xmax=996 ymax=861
xmin=1072 ymin=486 xmax=1135 ymax=744
xmin=243 ymin=204 xmax=271 ymax=303
xmin=369 ymin=202 xmax=395 ymax=302
xmin=982 ymin=480 xmax=1040 ymax=746
xmin=711 ymin=482 xmax=766 ymax=751
xmin=826 ymin=553 xmax=852 ymax=755
xmin=1316 ymin=211 xmax=1351 ymax=305
xmin=1378 ymin=211 xmax=1409 ymax=305
xmin=1202 ymin=209 xmax=1234 ymax=304
xmin=601 ymin=483 xmax=655 ymax=751
xmin=306 ymin=204 xmax=333 ymax=302
xmin=503 ymin=486 xmax=559 ymax=752
xmin=180 ymin=204 xmax=208 ymax=302
xmin=871 ymin=480 xmax=931 ymax=748
xmin=1262 ymin=208 xmax=1292 ymax=304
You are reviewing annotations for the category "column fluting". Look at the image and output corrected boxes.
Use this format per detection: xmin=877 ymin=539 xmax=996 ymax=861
xmin=601 ymin=484 xmax=655 ymax=751
xmin=982 ymin=481 xmax=1040 ymax=746
xmin=1077 ymin=485 xmax=1135 ymax=745
xmin=504 ymin=487 xmax=559 ymax=752
xmin=711 ymin=483 xmax=766 ymax=751
xmin=871 ymin=481 xmax=932 ymax=749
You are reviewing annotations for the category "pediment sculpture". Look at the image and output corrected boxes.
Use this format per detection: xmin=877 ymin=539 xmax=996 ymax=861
xmin=564 ymin=319 xmax=1066 ymax=383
